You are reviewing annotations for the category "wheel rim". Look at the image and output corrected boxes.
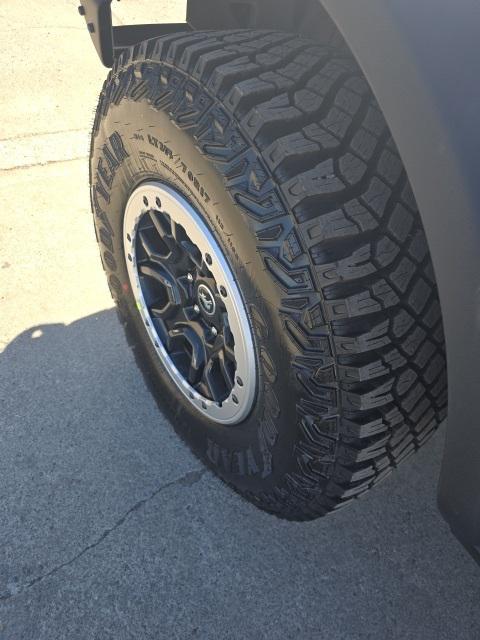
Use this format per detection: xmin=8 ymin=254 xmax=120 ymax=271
xmin=123 ymin=182 xmax=257 ymax=425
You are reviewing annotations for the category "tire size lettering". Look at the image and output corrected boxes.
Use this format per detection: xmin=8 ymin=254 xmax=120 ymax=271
xmin=177 ymin=161 xmax=211 ymax=204
xmin=147 ymin=134 xmax=173 ymax=160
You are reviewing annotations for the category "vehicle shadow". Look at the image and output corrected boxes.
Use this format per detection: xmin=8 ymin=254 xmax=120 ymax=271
xmin=0 ymin=310 xmax=479 ymax=640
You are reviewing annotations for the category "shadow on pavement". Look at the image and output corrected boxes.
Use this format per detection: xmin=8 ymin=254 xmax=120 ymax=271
xmin=0 ymin=310 xmax=479 ymax=640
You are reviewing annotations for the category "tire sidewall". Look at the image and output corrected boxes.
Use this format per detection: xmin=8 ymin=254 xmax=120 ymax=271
xmin=91 ymin=96 xmax=303 ymax=493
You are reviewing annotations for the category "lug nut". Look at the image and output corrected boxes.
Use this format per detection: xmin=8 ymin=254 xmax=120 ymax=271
xmin=193 ymin=304 xmax=200 ymax=314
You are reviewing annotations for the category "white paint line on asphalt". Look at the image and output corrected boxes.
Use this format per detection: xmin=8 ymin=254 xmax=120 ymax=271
xmin=0 ymin=129 xmax=90 ymax=171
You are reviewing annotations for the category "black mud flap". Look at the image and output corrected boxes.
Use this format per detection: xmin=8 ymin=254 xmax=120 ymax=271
xmin=78 ymin=0 xmax=191 ymax=66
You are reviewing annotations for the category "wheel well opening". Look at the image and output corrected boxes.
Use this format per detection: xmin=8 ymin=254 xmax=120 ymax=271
xmin=187 ymin=0 xmax=345 ymax=47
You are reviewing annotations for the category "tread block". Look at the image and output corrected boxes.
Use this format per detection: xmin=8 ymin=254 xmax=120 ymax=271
xmin=350 ymin=127 xmax=378 ymax=162
xmin=387 ymin=204 xmax=414 ymax=243
xmin=208 ymin=57 xmax=261 ymax=96
xmin=342 ymin=379 xmax=394 ymax=411
xmin=338 ymin=153 xmax=368 ymax=186
xmin=224 ymin=77 xmax=276 ymax=115
xmin=334 ymin=319 xmax=390 ymax=354
xmin=408 ymin=278 xmax=431 ymax=314
xmin=264 ymin=131 xmax=321 ymax=173
xmin=377 ymin=148 xmax=403 ymax=187
xmin=242 ymin=93 xmax=303 ymax=141
xmin=361 ymin=177 xmax=392 ymax=220
xmin=325 ymin=279 xmax=399 ymax=320
xmin=335 ymin=87 xmax=363 ymax=117
xmin=300 ymin=202 xmax=376 ymax=246
xmin=283 ymin=160 xmax=345 ymax=208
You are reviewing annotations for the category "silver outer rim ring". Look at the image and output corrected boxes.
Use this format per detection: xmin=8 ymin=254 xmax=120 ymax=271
xmin=123 ymin=182 xmax=257 ymax=425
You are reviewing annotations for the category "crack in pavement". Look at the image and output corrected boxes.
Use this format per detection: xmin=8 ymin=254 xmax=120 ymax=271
xmin=0 ymin=156 xmax=87 ymax=173
xmin=0 ymin=468 xmax=207 ymax=602
xmin=0 ymin=128 xmax=87 ymax=144
xmin=0 ymin=129 xmax=89 ymax=171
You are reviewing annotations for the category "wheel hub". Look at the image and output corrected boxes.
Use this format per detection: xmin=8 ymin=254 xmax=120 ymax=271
xmin=197 ymin=283 xmax=216 ymax=316
xmin=123 ymin=182 xmax=256 ymax=425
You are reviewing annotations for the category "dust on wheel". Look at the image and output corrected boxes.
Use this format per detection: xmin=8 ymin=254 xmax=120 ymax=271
xmin=90 ymin=30 xmax=447 ymax=520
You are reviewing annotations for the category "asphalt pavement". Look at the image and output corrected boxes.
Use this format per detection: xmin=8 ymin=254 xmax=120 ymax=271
xmin=0 ymin=2 xmax=479 ymax=639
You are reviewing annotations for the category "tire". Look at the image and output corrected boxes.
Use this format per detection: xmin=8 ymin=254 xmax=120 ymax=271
xmin=90 ymin=30 xmax=447 ymax=520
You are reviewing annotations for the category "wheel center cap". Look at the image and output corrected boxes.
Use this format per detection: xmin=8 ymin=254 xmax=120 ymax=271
xmin=197 ymin=284 xmax=216 ymax=316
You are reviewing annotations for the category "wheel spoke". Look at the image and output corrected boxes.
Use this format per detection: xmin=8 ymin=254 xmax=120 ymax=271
xmin=162 ymin=301 xmax=189 ymax=327
xmin=180 ymin=239 xmax=203 ymax=270
xmin=149 ymin=209 xmax=170 ymax=239
xmin=153 ymin=318 xmax=174 ymax=351
xmin=170 ymin=324 xmax=207 ymax=386
xmin=170 ymin=219 xmax=180 ymax=242
xmin=137 ymin=229 xmax=167 ymax=263
xmin=150 ymin=300 xmax=177 ymax=319
xmin=204 ymin=357 xmax=226 ymax=404
xmin=138 ymin=264 xmax=181 ymax=306
xmin=148 ymin=211 xmax=182 ymax=261
xmin=218 ymin=349 xmax=234 ymax=390
xmin=221 ymin=313 xmax=236 ymax=361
